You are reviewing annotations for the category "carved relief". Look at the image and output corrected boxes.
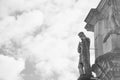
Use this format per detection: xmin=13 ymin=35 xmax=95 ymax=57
xmin=103 ymin=0 xmax=120 ymax=43
xmin=92 ymin=51 xmax=120 ymax=80
xmin=83 ymin=0 xmax=120 ymax=80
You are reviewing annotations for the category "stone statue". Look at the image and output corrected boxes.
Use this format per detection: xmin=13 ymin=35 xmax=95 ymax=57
xmin=78 ymin=42 xmax=84 ymax=74
xmin=101 ymin=2 xmax=120 ymax=79
xmin=77 ymin=32 xmax=93 ymax=79
xmin=103 ymin=0 xmax=120 ymax=43
xmin=92 ymin=51 xmax=120 ymax=80
xmin=103 ymin=27 xmax=120 ymax=43
xmin=103 ymin=14 xmax=120 ymax=43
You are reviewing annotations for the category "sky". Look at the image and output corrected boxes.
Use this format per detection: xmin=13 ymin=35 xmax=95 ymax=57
xmin=0 ymin=0 xmax=100 ymax=80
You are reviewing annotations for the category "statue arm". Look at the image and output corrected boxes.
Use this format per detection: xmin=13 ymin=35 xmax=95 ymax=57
xmin=78 ymin=42 xmax=82 ymax=53
xmin=103 ymin=30 xmax=113 ymax=43
xmin=103 ymin=28 xmax=120 ymax=43
xmin=103 ymin=7 xmax=120 ymax=43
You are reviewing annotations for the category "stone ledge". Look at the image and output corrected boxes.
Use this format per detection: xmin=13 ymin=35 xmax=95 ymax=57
xmin=84 ymin=0 xmax=109 ymax=32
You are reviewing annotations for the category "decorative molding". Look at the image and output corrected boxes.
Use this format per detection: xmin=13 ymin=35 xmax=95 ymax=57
xmin=96 ymin=0 xmax=109 ymax=12
xmin=84 ymin=9 xmax=99 ymax=23
xmin=84 ymin=9 xmax=99 ymax=32
xmin=85 ymin=24 xmax=94 ymax=32
xmin=84 ymin=0 xmax=109 ymax=32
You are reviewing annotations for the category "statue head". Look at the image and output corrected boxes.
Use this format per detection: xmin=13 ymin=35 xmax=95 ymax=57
xmin=78 ymin=32 xmax=86 ymax=39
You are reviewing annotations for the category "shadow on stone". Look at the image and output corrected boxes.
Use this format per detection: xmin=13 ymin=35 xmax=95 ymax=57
xmin=77 ymin=74 xmax=96 ymax=80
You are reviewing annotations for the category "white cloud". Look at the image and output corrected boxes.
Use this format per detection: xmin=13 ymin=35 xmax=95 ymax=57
xmin=0 ymin=0 xmax=100 ymax=80
xmin=0 ymin=10 xmax=43 ymax=44
xmin=21 ymin=32 xmax=79 ymax=80
xmin=0 ymin=55 xmax=25 ymax=80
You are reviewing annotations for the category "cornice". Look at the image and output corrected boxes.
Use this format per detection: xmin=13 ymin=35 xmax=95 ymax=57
xmin=84 ymin=0 xmax=109 ymax=32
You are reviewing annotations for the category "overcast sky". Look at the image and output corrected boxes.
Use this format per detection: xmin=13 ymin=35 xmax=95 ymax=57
xmin=0 ymin=0 xmax=100 ymax=80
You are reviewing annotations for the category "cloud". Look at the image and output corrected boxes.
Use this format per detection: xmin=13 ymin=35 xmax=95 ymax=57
xmin=0 ymin=10 xmax=43 ymax=44
xmin=20 ymin=8 xmax=82 ymax=80
xmin=0 ymin=55 xmax=24 ymax=80
xmin=0 ymin=0 xmax=100 ymax=80
xmin=0 ymin=0 xmax=24 ymax=18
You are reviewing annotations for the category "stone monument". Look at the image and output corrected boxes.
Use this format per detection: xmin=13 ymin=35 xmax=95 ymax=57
xmin=77 ymin=32 xmax=93 ymax=80
xmin=84 ymin=0 xmax=120 ymax=80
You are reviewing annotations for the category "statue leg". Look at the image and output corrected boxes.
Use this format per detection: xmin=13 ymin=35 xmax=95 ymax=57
xmin=78 ymin=62 xmax=84 ymax=75
xmin=78 ymin=55 xmax=85 ymax=74
xmin=84 ymin=58 xmax=92 ymax=76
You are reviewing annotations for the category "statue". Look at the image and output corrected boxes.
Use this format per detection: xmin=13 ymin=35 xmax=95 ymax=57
xmin=103 ymin=0 xmax=120 ymax=43
xmin=77 ymin=32 xmax=93 ymax=80
xmin=92 ymin=51 xmax=120 ymax=80
xmin=101 ymin=2 xmax=120 ymax=79
xmin=103 ymin=28 xmax=120 ymax=43
xmin=103 ymin=14 xmax=120 ymax=43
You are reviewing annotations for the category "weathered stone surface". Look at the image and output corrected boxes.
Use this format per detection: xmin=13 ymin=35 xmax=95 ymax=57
xmin=78 ymin=32 xmax=92 ymax=75
xmin=85 ymin=0 xmax=120 ymax=56
xmin=92 ymin=51 xmax=120 ymax=80
xmin=77 ymin=74 xmax=94 ymax=80
xmin=84 ymin=0 xmax=120 ymax=80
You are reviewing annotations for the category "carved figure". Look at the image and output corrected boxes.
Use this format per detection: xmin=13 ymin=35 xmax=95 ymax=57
xmin=104 ymin=0 xmax=120 ymax=43
xmin=92 ymin=51 xmax=120 ymax=80
xmin=78 ymin=32 xmax=92 ymax=77
xmin=78 ymin=42 xmax=84 ymax=74
xmin=103 ymin=27 xmax=120 ymax=43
